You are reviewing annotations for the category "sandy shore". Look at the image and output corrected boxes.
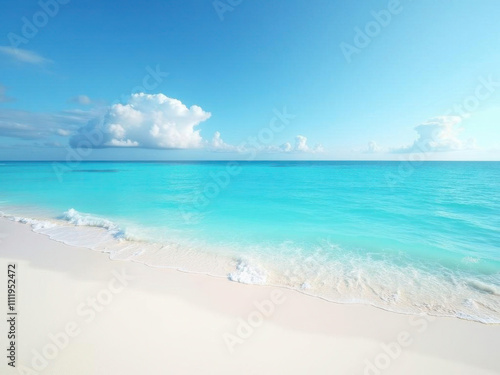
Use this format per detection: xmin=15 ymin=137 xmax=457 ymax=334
xmin=0 ymin=217 xmax=499 ymax=375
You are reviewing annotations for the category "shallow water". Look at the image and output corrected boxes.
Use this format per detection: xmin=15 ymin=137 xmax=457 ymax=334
xmin=1 ymin=161 xmax=499 ymax=322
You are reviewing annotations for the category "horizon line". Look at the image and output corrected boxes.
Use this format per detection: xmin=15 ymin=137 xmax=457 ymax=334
xmin=1 ymin=160 xmax=499 ymax=163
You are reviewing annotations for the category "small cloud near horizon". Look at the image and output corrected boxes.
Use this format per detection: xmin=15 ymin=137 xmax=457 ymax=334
xmin=360 ymin=116 xmax=477 ymax=155
xmin=279 ymin=135 xmax=324 ymax=153
xmin=394 ymin=116 xmax=476 ymax=153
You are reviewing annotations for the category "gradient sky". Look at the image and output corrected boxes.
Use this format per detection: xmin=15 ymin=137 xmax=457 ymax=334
xmin=1 ymin=0 xmax=499 ymax=160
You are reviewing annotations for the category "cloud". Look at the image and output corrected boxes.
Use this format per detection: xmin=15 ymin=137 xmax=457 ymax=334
xmin=294 ymin=135 xmax=309 ymax=151
xmin=361 ymin=140 xmax=384 ymax=153
xmin=359 ymin=116 xmax=478 ymax=155
xmin=0 ymin=108 xmax=95 ymax=140
xmin=207 ymin=132 xmax=323 ymax=154
xmin=279 ymin=135 xmax=323 ymax=153
xmin=70 ymin=95 xmax=93 ymax=105
xmin=56 ymin=129 xmax=71 ymax=136
xmin=280 ymin=142 xmax=292 ymax=152
xmin=0 ymin=85 xmax=14 ymax=103
xmin=395 ymin=116 xmax=476 ymax=153
xmin=70 ymin=93 xmax=211 ymax=149
xmin=0 ymin=121 xmax=40 ymax=140
xmin=208 ymin=131 xmax=241 ymax=152
xmin=0 ymin=46 xmax=51 ymax=65
xmin=1 ymin=91 xmax=323 ymax=155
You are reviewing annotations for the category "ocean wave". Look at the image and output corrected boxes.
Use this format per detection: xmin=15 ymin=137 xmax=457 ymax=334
xmin=1 ymin=209 xmax=128 ymax=250
xmin=61 ymin=208 xmax=125 ymax=239
xmin=2 ymin=209 xmax=500 ymax=324
xmin=0 ymin=209 xmax=234 ymax=276
xmin=2 ymin=213 xmax=57 ymax=232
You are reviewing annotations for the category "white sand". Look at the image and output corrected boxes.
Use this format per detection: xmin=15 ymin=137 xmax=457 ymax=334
xmin=0 ymin=217 xmax=499 ymax=375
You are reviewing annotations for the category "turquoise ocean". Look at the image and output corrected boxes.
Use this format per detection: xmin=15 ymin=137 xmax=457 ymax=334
xmin=0 ymin=161 xmax=499 ymax=323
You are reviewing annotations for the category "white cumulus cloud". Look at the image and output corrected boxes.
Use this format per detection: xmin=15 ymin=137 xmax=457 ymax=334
xmin=70 ymin=93 xmax=211 ymax=149
xmin=395 ymin=116 xmax=476 ymax=153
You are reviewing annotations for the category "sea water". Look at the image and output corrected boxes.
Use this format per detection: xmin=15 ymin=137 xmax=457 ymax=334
xmin=0 ymin=161 xmax=499 ymax=323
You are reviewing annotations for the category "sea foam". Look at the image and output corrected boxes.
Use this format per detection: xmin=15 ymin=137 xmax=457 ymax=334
xmin=61 ymin=208 xmax=125 ymax=239
xmin=2 ymin=208 xmax=500 ymax=324
xmin=228 ymin=258 xmax=267 ymax=285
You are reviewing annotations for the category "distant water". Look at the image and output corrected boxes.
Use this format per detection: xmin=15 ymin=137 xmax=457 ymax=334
xmin=0 ymin=161 xmax=499 ymax=323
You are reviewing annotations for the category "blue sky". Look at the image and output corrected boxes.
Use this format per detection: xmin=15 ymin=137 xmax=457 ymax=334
xmin=1 ymin=0 xmax=499 ymax=160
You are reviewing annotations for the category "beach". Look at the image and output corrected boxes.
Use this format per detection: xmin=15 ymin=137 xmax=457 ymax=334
xmin=2 ymin=0 xmax=500 ymax=373
xmin=2 ymin=0 xmax=500 ymax=371
xmin=1 ymin=217 xmax=499 ymax=375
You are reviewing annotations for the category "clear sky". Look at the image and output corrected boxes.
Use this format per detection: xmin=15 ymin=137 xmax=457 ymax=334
xmin=1 ymin=0 xmax=499 ymax=160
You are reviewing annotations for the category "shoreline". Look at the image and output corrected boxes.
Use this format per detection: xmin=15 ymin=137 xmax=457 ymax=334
xmin=1 ymin=208 xmax=499 ymax=325
xmin=1 ymin=217 xmax=500 ymax=374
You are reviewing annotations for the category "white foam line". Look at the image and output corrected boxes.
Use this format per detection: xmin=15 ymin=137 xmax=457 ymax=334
xmin=2 ymin=209 xmax=499 ymax=325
